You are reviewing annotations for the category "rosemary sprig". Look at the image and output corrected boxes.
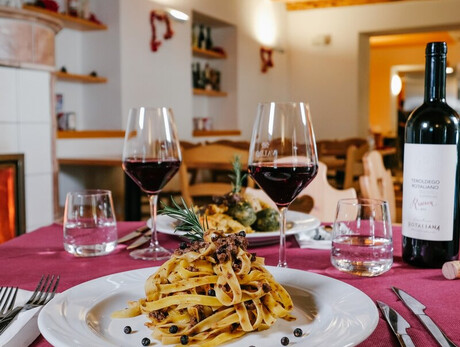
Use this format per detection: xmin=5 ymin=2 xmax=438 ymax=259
xmin=158 ymin=197 xmax=205 ymax=241
xmin=228 ymin=155 xmax=247 ymax=194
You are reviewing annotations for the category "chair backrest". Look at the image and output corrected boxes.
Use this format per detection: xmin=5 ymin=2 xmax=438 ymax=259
xmin=205 ymin=139 xmax=250 ymax=150
xmin=179 ymin=143 xmax=252 ymax=206
xmin=343 ymin=143 xmax=369 ymax=189
xmin=317 ymin=137 xmax=367 ymax=158
xmin=359 ymin=150 xmax=396 ymax=222
xmin=292 ymin=161 xmax=357 ymax=222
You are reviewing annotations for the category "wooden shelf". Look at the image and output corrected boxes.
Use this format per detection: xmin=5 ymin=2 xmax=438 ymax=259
xmin=193 ymin=88 xmax=227 ymax=97
xmin=57 ymin=130 xmax=125 ymax=139
xmin=58 ymin=157 xmax=121 ymax=166
xmin=193 ymin=130 xmax=241 ymax=137
xmin=54 ymin=71 xmax=107 ymax=83
xmin=192 ymin=47 xmax=226 ymax=59
xmin=23 ymin=5 xmax=107 ymax=31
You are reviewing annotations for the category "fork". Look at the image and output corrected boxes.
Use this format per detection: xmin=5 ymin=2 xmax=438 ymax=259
xmin=0 ymin=275 xmax=60 ymax=335
xmin=0 ymin=287 xmax=18 ymax=319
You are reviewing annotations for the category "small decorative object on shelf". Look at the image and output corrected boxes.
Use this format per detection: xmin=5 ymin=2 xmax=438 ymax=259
xmin=31 ymin=0 xmax=59 ymax=12
xmin=23 ymin=2 xmax=107 ymax=30
xmin=211 ymin=46 xmax=226 ymax=56
xmin=67 ymin=0 xmax=79 ymax=16
xmin=193 ymin=117 xmax=212 ymax=131
xmin=0 ymin=0 xmax=22 ymax=8
xmin=55 ymin=93 xmax=63 ymax=114
xmin=58 ymin=112 xmax=76 ymax=131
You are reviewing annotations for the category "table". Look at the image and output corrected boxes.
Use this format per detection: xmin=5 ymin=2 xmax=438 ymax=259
xmin=1 ymin=223 xmax=459 ymax=347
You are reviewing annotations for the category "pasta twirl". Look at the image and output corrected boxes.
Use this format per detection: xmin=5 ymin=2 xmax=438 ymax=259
xmin=113 ymin=230 xmax=295 ymax=346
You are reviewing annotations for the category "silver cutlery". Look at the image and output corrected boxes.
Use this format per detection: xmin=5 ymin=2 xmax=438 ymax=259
xmin=127 ymin=230 xmax=153 ymax=250
xmin=118 ymin=225 xmax=150 ymax=243
xmin=377 ymin=300 xmax=416 ymax=347
xmin=0 ymin=287 xmax=18 ymax=319
xmin=0 ymin=275 xmax=60 ymax=335
xmin=392 ymin=287 xmax=457 ymax=347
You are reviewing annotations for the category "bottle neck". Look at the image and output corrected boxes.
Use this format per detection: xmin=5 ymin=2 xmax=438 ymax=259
xmin=424 ymin=53 xmax=447 ymax=102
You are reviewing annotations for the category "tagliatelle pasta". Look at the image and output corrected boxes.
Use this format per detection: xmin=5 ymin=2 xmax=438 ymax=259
xmin=112 ymin=230 xmax=295 ymax=346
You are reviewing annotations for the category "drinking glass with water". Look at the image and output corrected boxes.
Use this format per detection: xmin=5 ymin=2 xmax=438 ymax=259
xmin=331 ymin=198 xmax=393 ymax=277
xmin=63 ymin=190 xmax=118 ymax=257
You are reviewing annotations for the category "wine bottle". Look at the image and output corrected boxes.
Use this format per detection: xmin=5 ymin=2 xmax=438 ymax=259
xmin=205 ymin=27 xmax=213 ymax=50
xmin=402 ymin=41 xmax=460 ymax=268
xmin=191 ymin=24 xmax=198 ymax=48
xmin=198 ymin=24 xmax=205 ymax=50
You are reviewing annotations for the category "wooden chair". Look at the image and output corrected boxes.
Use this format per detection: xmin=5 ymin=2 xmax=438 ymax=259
xmin=343 ymin=143 xmax=369 ymax=189
xmin=291 ymin=161 xmax=357 ymax=223
xmin=205 ymin=139 xmax=250 ymax=150
xmin=179 ymin=143 xmax=253 ymax=206
xmin=359 ymin=150 xmax=396 ymax=222
xmin=317 ymin=137 xmax=367 ymax=188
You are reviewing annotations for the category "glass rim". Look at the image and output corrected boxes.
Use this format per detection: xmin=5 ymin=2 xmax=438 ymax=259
xmin=129 ymin=106 xmax=172 ymax=112
xmin=66 ymin=189 xmax=112 ymax=197
xmin=337 ymin=198 xmax=388 ymax=206
xmin=257 ymin=101 xmax=309 ymax=106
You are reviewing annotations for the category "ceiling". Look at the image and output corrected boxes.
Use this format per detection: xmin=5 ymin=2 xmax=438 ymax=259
xmin=272 ymin=0 xmax=457 ymax=48
xmin=274 ymin=0 xmax=422 ymax=11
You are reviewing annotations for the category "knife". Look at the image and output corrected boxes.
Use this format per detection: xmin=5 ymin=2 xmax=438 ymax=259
xmin=126 ymin=230 xmax=153 ymax=250
xmin=118 ymin=225 xmax=150 ymax=243
xmin=377 ymin=300 xmax=416 ymax=347
xmin=392 ymin=287 xmax=457 ymax=347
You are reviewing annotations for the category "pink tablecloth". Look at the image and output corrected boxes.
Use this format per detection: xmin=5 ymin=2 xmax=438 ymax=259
xmin=0 ymin=222 xmax=459 ymax=347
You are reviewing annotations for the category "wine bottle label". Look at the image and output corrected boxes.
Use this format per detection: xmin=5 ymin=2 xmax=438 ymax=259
xmin=402 ymin=143 xmax=457 ymax=241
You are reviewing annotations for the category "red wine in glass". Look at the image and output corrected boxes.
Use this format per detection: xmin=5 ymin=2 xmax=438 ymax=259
xmin=123 ymin=158 xmax=181 ymax=194
xmin=248 ymin=163 xmax=318 ymax=207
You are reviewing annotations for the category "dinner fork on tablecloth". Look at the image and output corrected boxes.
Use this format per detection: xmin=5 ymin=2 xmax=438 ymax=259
xmin=0 ymin=275 xmax=60 ymax=335
xmin=0 ymin=287 xmax=18 ymax=319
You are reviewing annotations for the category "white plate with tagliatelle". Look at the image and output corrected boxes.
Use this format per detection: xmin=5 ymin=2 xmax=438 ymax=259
xmin=38 ymin=263 xmax=378 ymax=347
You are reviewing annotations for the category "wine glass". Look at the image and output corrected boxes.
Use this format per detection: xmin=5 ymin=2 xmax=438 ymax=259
xmin=122 ymin=107 xmax=182 ymax=260
xmin=248 ymin=102 xmax=318 ymax=267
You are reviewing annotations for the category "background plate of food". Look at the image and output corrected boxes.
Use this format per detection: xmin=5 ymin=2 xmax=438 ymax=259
xmin=38 ymin=266 xmax=378 ymax=347
xmin=150 ymin=210 xmax=320 ymax=246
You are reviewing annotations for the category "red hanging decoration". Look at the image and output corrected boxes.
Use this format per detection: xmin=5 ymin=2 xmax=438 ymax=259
xmin=150 ymin=10 xmax=174 ymax=52
xmin=260 ymin=47 xmax=274 ymax=73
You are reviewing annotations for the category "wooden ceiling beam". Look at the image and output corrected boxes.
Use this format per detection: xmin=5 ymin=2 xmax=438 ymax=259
xmin=277 ymin=0 xmax=409 ymax=11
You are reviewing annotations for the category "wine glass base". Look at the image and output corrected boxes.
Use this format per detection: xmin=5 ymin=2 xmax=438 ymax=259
xmin=277 ymin=261 xmax=288 ymax=268
xmin=129 ymin=245 xmax=172 ymax=261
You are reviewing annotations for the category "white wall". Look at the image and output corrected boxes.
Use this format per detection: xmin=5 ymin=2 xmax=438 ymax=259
xmin=287 ymin=0 xmax=460 ymax=140
xmin=55 ymin=0 xmax=289 ymax=141
xmin=0 ymin=67 xmax=54 ymax=232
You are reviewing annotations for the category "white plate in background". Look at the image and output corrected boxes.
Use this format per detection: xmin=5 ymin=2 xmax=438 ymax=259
xmin=150 ymin=210 xmax=320 ymax=245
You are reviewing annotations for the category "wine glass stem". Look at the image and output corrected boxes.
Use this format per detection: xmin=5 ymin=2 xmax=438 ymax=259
xmin=148 ymin=194 xmax=160 ymax=249
xmin=278 ymin=206 xmax=288 ymax=268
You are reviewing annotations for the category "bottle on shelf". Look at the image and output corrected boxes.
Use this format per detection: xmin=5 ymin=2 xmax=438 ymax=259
xmin=192 ymin=62 xmax=201 ymax=89
xmin=191 ymin=24 xmax=198 ymax=48
xmin=402 ymin=41 xmax=460 ymax=268
xmin=198 ymin=24 xmax=206 ymax=50
xmin=205 ymin=27 xmax=213 ymax=50
xmin=204 ymin=63 xmax=212 ymax=90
